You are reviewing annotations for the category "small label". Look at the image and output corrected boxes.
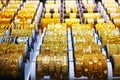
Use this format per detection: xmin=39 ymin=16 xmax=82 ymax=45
xmin=17 ymin=37 xmax=29 ymax=43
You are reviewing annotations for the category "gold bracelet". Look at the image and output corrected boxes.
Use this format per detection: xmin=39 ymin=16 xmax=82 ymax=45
xmin=61 ymin=54 xmax=68 ymax=79
xmin=73 ymin=6 xmax=78 ymax=13
xmin=88 ymin=9 xmax=93 ymax=13
xmin=75 ymin=54 xmax=83 ymax=77
xmin=45 ymin=13 xmax=51 ymax=19
xmin=66 ymin=8 xmax=71 ymax=14
xmin=0 ymin=53 xmax=21 ymax=78
xmin=53 ymin=13 xmax=60 ymax=19
xmin=75 ymin=54 xmax=108 ymax=79
xmin=112 ymin=55 xmax=120 ymax=76
xmin=70 ymin=13 xmax=76 ymax=18
xmin=36 ymin=54 xmax=44 ymax=78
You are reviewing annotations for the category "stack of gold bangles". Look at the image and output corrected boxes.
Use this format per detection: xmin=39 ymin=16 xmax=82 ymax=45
xmin=72 ymin=24 xmax=93 ymax=30
xmin=0 ymin=53 xmax=21 ymax=78
xmin=83 ymin=13 xmax=101 ymax=21
xmin=82 ymin=2 xmax=96 ymax=13
xmin=0 ymin=42 xmax=6 ymax=56
xmin=36 ymin=23 xmax=68 ymax=79
xmin=41 ymin=2 xmax=61 ymax=29
xmin=0 ymin=18 xmax=11 ymax=24
xmin=65 ymin=19 xmax=80 ymax=27
xmin=95 ymin=23 xmax=120 ymax=47
xmin=0 ymin=30 xmax=6 ymax=36
xmin=95 ymin=23 xmax=116 ymax=33
xmin=106 ymin=44 xmax=120 ymax=58
xmin=65 ymin=1 xmax=78 ymax=13
xmin=36 ymin=53 xmax=68 ymax=79
xmin=74 ymin=44 xmax=101 ymax=55
xmin=0 ymin=42 xmax=26 ymax=57
xmin=13 ymin=23 xmax=35 ymax=30
xmin=7 ymin=42 xmax=26 ymax=57
xmin=87 ymin=19 xmax=105 ymax=26
xmin=110 ymin=13 xmax=120 ymax=20
xmin=40 ymin=23 xmax=67 ymax=54
xmin=72 ymin=24 xmax=96 ymax=44
xmin=16 ymin=2 xmax=38 ymax=24
xmin=111 ymin=55 xmax=120 ymax=76
xmin=11 ymin=29 xmax=32 ymax=37
xmin=0 ymin=1 xmax=21 ymax=23
xmin=102 ymin=1 xmax=120 ymax=29
xmin=64 ymin=1 xmax=79 ymax=27
xmin=0 ymin=23 xmax=12 ymax=29
xmin=113 ymin=19 xmax=120 ymax=28
xmin=75 ymin=53 xmax=108 ymax=80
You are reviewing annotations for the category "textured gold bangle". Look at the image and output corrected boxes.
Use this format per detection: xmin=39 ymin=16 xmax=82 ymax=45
xmin=49 ymin=54 xmax=55 ymax=74
xmin=0 ymin=18 xmax=11 ymax=24
xmin=97 ymin=19 xmax=104 ymax=23
xmin=73 ymin=6 xmax=78 ymax=13
xmin=75 ymin=54 xmax=83 ymax=77
xmin=107 ymin=44 xmax=120 ymax=57
xmin=61 ymin=54 xmax=68 ymax=74
xmin=45 ymin=13 xmax=51 ymax=19
xmin=95 ymin=23 xmax=115 ymax=31
xmin=75 ymin=54 xmax=108 ymax=79
xmin=107 ymin=44 xmax=118 ymax=57
xmin=37 ymin=23 xmax=68 ymax=79
xmin=0 ymin=53 xmax=21 ymax=78
xmin=72 ymin=24 xmax=92 ymax=30
xmin=70 ymin=13 xmax=76 ymax=18
xmin=88 ymin=9 xmax=93 ymax=13
xmin=110 ymin=13 xmax=120 ymax=20
xmin=85 ymin=4 xmax=96 ymax=9
xmin=46 ymin=1 xmax=54 ymax=4
xmin=83 ymin=13 xmax=100 ymax=20
xmin=36 ymin=54 xmax=44 ymax=78
xmin=91 ymin=54 xmax=107 ymax=79
xmin=112 ymin=55 xmax=120 ymax=76
xmin=87 ymin=19 xmax=94 ymax=24
xmin=65 ymin=19 xmax=80 ymax=27
xmin=53 ymin=13 xmax=60 ymax=19
xmin=42 ymin=55 xmax=49 ymax=75
xmin=36 ymin=54 xmax=68 ymax=79
xmin=11 ymin=29 xmax=32 ymax=36
xmin=113 ymin=19 xmax=120 ymax=28
xmin=54 ymin=8 xmax=58 ymax=13
xmin=66 ymin=8 xmax=71 ymax=14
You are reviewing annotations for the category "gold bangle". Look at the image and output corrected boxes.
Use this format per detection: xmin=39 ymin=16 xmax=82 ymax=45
xmin=75 ymin=54 xmax=83 ymax=77
xmin=112 ymin=55 xmax=120 ymax=76
xmin=54 ymin=8 xmax=59 ymax=13
xmin=70 ymin=13 xmax=76 ymax=18
xmin=66 ymin=8 xmax=71 ymax=14
xmin=45 ymin=13 xmax=51 ymax=19
xmin=53 ymin=13 xmax=60 ymax=19
xmin=114 ymin=19 xmax=120 ymax=28
xmin=87 ymin=19 xmax=94 ymax=26
xmin=75 ymin=54 xmax=108 ymax=79
xmin=61 ymin=54 xmax=68 ymax=79
xmin=88 ymin=9 xmax=93 ymax=13
xmin=0 ymin=53 xmax=21 ymax=78
xmin=36 ymin=54 xmax=44 ymax=78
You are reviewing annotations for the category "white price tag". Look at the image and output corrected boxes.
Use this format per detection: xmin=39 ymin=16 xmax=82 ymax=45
xmin=17 ymin=37 xmax=29 ymax=43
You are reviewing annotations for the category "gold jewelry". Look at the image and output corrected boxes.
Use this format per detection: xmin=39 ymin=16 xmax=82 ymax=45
xmin=0 ymin=53 xmax=21 ymax=78
xmin=112 ymin=55 xmax=120 ymax=76
xmin=70 ymin=13 xmax=76 ymax=18
xmin=75 ymin=54 xmax=108 ymax=79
